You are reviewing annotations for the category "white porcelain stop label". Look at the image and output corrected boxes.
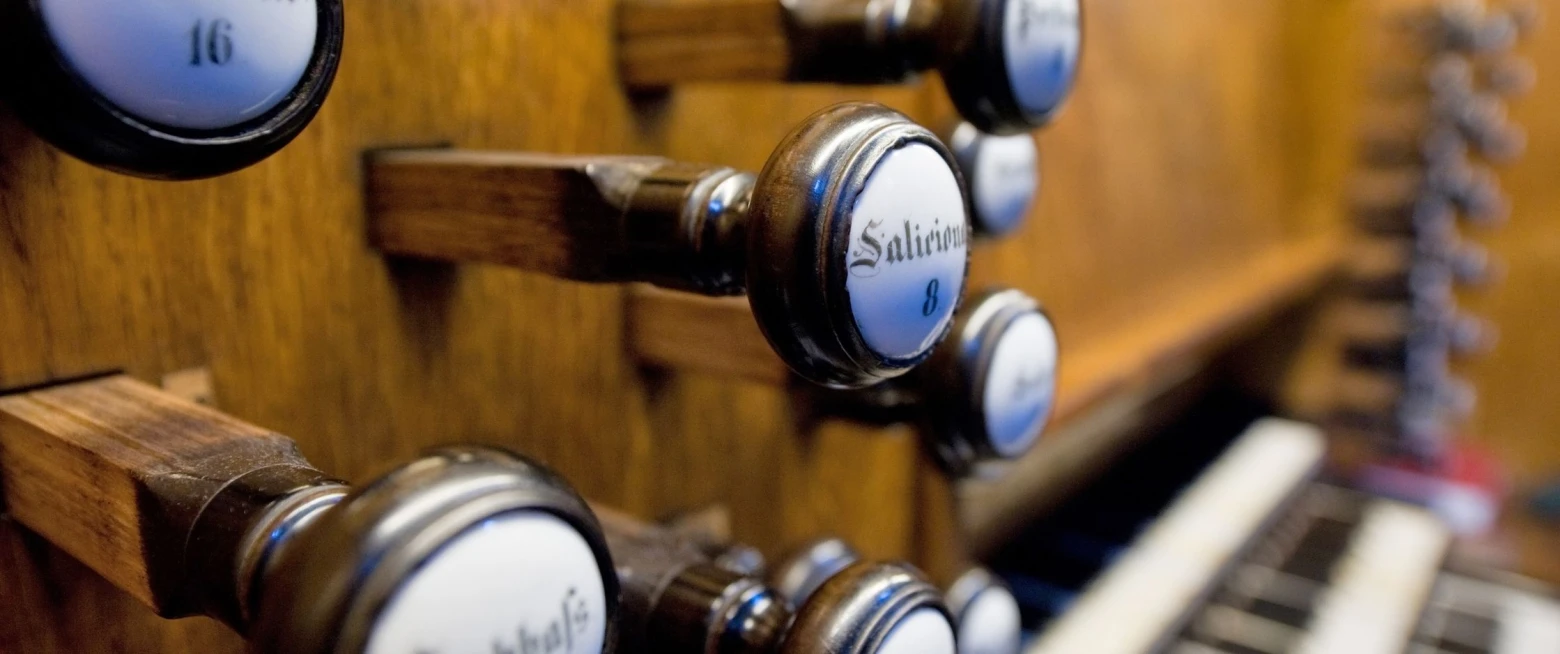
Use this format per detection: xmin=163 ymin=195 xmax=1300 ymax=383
xmin=877 ymin=608 xmax=958 ymax=654
xmin=844 ymin=143 xmax=968 ymax=361
xmin=958 ymin=588 xmax=1023 ymax=654
xmin=1003 ymin=0 xmax=1081 ymax=117
xmin=971 ymin=134 xmax=1039 ymax=235
xmin=982 ymin=311 xmax=1058 ymax=458
xmin=365 ymin=512 xmax=609 ymax=654
xmin=39 ymin=0 xmax=318 ymax=130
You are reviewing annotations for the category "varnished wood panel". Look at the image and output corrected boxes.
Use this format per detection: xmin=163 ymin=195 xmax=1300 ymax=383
xmin=0 ymin=0 xmax=1360 ymax=650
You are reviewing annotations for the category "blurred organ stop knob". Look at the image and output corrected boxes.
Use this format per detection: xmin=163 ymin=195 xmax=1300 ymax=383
xmin=369 ymin=102 xmax=971 ymax=389
xmin=944 ymin=568 xmax=1024 ymax=654
xmin=0 ymin=376 xmax=617 ymax=654
xmin=629 ymin=286 xmax=1058 ymax=477
xmin=914 ymin=288 xmax=1058 ymax=474
xmin=0 ymin=0 xmax=342 ymax=178
xmin=594 ymin=506 xmax=956 ymax=654
xmin=945 ymin=123 xmax=1041 ymax=238
xmin=617 ymin=0 xmax=1083 ymax=134
xmin=772 ymin=539 xmax=1008 ymax=654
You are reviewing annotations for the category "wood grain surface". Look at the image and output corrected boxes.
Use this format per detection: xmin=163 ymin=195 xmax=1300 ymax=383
xmin=0 ymin=0 xmax=1366 ymax=650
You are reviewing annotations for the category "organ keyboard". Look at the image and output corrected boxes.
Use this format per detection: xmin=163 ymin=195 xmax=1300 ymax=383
xmin=993 ymin=416 xmax=1559 ymax=654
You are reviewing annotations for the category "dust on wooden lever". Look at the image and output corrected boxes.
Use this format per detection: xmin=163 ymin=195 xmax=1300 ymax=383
xmin=769 ymin=537 xmax=1022 ymax=654
xmin=0 ymin=375 xmax=619 ymax=654
xmin=369 ymin=102 xmax=973 ymax=389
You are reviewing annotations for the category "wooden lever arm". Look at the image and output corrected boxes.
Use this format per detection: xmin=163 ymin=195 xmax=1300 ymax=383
xmin=618 ymin=0 xmax=792 ymax=84
xmin=368 ymin=150 xmax=752 ymax=294
xmin=0 ymin=375 xmax=338 ymax=624
xmin=617 ymin=0 xmax=944 ymax=86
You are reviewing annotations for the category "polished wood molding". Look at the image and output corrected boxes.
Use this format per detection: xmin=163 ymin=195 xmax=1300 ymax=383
xmin=1052 ymin=236 xmax=1344 ymax=426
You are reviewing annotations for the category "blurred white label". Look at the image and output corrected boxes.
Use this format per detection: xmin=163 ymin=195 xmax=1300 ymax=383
xmin=39 ymin=0 xmax=318 ymax=130
xmin=845 ymin=143 xmax=968 ymax=360
xmin=365 ymin=512 xmax=609 ymax=654
xmin=971 ymin=134 xmax=1039 ymax=235
xmin=958 ymin=588 xmax=1023 ymax=654
xmin=877 ymin=607 xmax=958 ymax=654
xmin=982 ymin=311 xmax=1058 ymax=458
xmin=1003 ymin=0 xmax=1081 ymax=117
